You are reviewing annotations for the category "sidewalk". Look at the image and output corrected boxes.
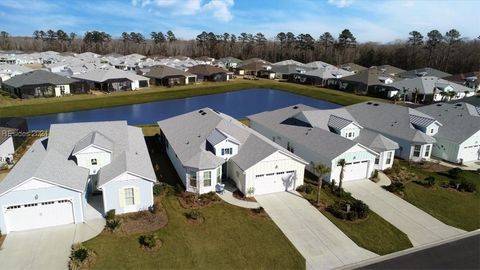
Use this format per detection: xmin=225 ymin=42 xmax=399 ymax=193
xmin=216 ymin=182 xmax=261 ymax=209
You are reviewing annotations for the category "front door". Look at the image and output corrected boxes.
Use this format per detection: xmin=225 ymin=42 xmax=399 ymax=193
xmin=222 ymin=163 xmax=228 ymax=179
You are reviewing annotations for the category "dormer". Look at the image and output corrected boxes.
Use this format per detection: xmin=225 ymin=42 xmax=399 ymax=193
xmin=206 ymin=128 xmax=240 ymax=160
xmin=409 ymin=114 xmax=441 ymax=136
xmin=328 ymin=115 xmax=362 ymax=140
xmin=71 ymin=131 xmax=113 ymax=174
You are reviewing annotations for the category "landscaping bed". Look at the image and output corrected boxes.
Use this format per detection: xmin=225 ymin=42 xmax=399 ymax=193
xmin=177 ymin=191 xmax=221 ymax=209
xmin=387 ymin=160 xmax=480 ymax=231
xmin=249 ymin=207 xmax=270 ymax=219
xmin=233 ymin=189 xmax=257 ymax=202
xmin=299 ymin=179 xmax=412 ymax=255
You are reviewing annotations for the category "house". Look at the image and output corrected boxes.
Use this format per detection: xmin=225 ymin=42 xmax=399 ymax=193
xmin=158 ymin=108 xmax=307 ymax=197
xmin=1 ymin=70 xmax=79 ymax=98
xmin=370 ymin=65 xmax=406 ymax=77
xmin=216 ymin=57 xmax=242 ymax=69
xmin=389 ymin=76 xmax=474 ymax=103
xmin=273 ymin=59 xmax=306 ymax=66
xmin=443 ymin=71 xmax=480 ymax=92
xmin=236 ymin=61 xmax=274 ymax=78
xmin=187 ymin=65 xmax=230 ymax=82
xmin=248 ymin=105 xmax=398 ymax=183
xmin=0 ymin=121 xmax=156 ymax=234
xmin=0 ymin=118 xmax=28 ymax=165
xmin=71 ymin=67 xmax=150 ymax=91
xmin=288 ymin=65 xmax=353 ymax=86
xmin=271 ymin=64 xmax=314 ymax=80
xmin=417 ymin=102 xmax=480 ymax=163
xmin=336 ymin=68 xmax=397 ymax=95
xmin=144 ymin=65 xmax=197 ymax=86
xmin=0 ymin=64 xmax=33 ymax=86
xmin=397 ymin=67 xmax=451 ymax=79
xmin=345 ymin=102 xmax=441 ymax=161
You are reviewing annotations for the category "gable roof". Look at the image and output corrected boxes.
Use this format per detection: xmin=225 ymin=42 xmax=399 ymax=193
xmin=187 ymin=65 xmax=227 ymax=76
xmin=398 ymin=67 xmax=451 ymax=79
xmin=2 ymin=70 xmax=77 ymax=88
xmin=417 ymin=102 xmax=480 ymax=143
xmin=72 ymin=131 xmax=114 ymax=155
xmin=339 ymin=68 xmax=396 ymax=86
xmin=71 ymin=67 xmax=148 ymax=82
xmin=390 ymin=76 xmax=473 ymax=94
xmin=144 ymin=65 xmax=195 ymax=79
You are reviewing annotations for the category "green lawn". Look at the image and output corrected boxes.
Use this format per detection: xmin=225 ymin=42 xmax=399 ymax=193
xmin=302 ymin=177 xmax=412 ymax=255
xmin=0 ymin=79 xmax=385 ymax=117
xmin=398 ymin=162 xmax=480 ymax=231
xmin=83 ymin=131 xmax=305 ymax=269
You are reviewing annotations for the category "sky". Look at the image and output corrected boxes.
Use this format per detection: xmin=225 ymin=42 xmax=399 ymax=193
xmin=0 ymin=0 xmax=478 ymax=43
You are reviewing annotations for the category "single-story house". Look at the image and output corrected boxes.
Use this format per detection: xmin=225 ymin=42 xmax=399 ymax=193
xmin=248 ymin=105 xmax=398 ymax=183
xmin=271 ymin=64 xmax=314 ymax=80
xmin=144 ymin=65 xmax=197 ymax=86
xmin=336 ymin=68 xmax=397 ymax=95
xmin=417 ymin=102 xmax=480 ymax=163
xmin=389 ymin=76 xmax=475 ymax=103
xmin=338 ymin=63 xmax=367 ymax=74
xmin=288 ymin=66 xmax=353 ymax=86
xmin=187 ymin=65 xmax=230 ymax=82
xmin=71 ymin=68 xmax=150 ymax=91
xmin=0 ymin=121 xmax=156 ymax=234
xmin=1 ymin=70 xmax=79 ymax=98
xmin=235 ymin=61 xmax=274 ymax=78
xmin=216 ymin=57 xmax=243 ymax=69
xmin=443 ymin=71 xmax=479 ymax=92
xmin=0 ymin=64 xmax=33 ymax=86
xmin=158 ymin=108 xmax=307 ymax=197
xmin=345 ymin=101 xmax=441 ymax=161
xmin=0 ymin=117 xmax=28 ymax=165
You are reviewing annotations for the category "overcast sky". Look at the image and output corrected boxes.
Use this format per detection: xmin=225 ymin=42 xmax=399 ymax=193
xmin=0 ymin=0 xmax=479 ymax=42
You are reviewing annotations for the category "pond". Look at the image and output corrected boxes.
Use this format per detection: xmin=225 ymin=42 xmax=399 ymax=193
xmin=26 ymin=88 xmax=340 ymax=130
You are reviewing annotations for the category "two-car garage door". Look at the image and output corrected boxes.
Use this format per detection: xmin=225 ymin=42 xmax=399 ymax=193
xmin=255 ymin=171 xmax=296 ymax=195
xmin=333 ymin=160 xmax=369 ymax=182
xmin=4 ymin=199 xmax=74 ymax=232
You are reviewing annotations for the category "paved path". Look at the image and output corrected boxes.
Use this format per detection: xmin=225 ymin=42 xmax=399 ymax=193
xmin=344 ymin=179 xmax=465 ymax=247
xmin=216 ymin=182 xmax=261 ymax=209
xmin=0 ymin=199 xmax=105 ymax=270
xmin=256 ymin=192 xmax=377 ymax=270
xmin=375 ymin=172 xmax=391 ymax=186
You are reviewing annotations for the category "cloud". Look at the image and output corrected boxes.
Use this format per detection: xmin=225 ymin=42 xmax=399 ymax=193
xmin=327 ymin=0 xmax=355 ymax=8
xmin=133 ymin=0 xmax=234 ymax=21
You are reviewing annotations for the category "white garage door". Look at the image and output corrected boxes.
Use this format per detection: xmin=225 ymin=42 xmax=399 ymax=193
xmin=255 ymin=171 xmax=295 ymax=195
xmin=462 ymin=145 xmax=480 ymax=162
xmin=5 ymin=199 xmax=74 ymax=232
xmin=341 ymin=160 xmax=369 ymax=182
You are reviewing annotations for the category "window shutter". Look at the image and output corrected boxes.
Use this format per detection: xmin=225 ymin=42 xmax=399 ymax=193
xmin=119 ymin=188 xmax=125 ymax=208
xmin=134 ymin=187 xmax=140 ymax=205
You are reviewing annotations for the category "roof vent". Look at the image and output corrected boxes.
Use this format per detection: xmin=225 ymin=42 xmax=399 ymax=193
xmin=455 ymin=103 xmax=462 ymax=107
xmin=367 ymin=102 xmax=373 ymax=105
xmin=201 ymin=112 xmax=207 ymax=116
xmin=293 ymin=106 xmax=298 ymax=109
xmin=436 ymin=104 xmax=442 ymax=106
xmin=373 ymin=103 xmax=379 ymax=106
xmin=198 ymin=110 xmax=204 ymax=114
xmin=185 ymin=141 xmax=189 ymax=144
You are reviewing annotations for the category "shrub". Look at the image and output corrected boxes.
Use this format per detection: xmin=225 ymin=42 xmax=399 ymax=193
xmin=448 ymin=167 xmax=463 ymax=179
xmin=304 ymin=185 xmax=313 ymax=194
xmin=326 ymin=200 xmax=369 ymax=221
xmin=383 ymin=182 xmax=405 ymax=193
xmin=106 ymin=209 xmax=116 ymax=220
xmin=372 ymin=169 xmax=379 ymax=179
xmin=186 ymin=209 xmax=201 ymax=220
xmin=424 ymin=176 xmax=436 ymax=187
xmin=153 ymin=184 xmax=163 ymax=196
xmin=69 ymin=244 xmax=94 ymax=270
xmin=252 ymin=207 xmax=264 ymax=214
xmin=296 ymin=185 xmax=306 ymax=192
xmin=346 ymin=211 xmax=358 ymax=221
xmin=105 ymin=219 xmax=121 ymax=232
xmin=148 ymin=202 xmax=160 ymax=213
xmin=138 ymin=234 xmax=157 ymax=249
xmin=459 ymin=181 xmax=476 ymax=193
xmin=352 ymin=200 xmax=370 ymax=219
xmin=326 ymin=203 xmax=347 ymax=220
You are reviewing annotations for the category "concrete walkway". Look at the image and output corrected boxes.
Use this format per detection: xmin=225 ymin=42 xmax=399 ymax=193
xmin=344 ymin=179 xmax=465 ymax=247
xmin=216 ymin=182 xmax=261 ymax=209
xmin=256 ymin=192 xmax=377 ymax=270
xmin=375 ymin=171 xmax=391 ymax=186
xmin=0 ymin=198 xmax=105 ymax=270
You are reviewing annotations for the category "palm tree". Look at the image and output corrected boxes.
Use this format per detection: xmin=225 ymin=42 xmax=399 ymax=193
xmin=311 ymin=162 xmax=331 ymax=205
xmin=337 ymin=159 xmax=346 ymax=190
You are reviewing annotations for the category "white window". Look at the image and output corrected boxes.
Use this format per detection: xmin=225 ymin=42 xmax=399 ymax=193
xmin=59 ymin=85 xmax=65 ymax=95
xmin=216 ymin=167 xmax=221 ymax=183
xmin=189 ymin=172 xmax=197 ymax=188
xmin=124 ymin=188 xmax=135 ymax=205
xmin=221 ymin=148 xmax=233 ymax=155
xmin=91 ymin=158 xmax=97 ymax=165
xmin=203 ymin=171 xmax=211 ymax=187
xmin=386 ymin=152 xmax=393 ymax=164
xmin=424 ymin=145 xmax=431 ymax=157
xmin=413 ymin=145 xmax=421 ymax=157
xmin=374 ymin=157 xmax=380 ymax=164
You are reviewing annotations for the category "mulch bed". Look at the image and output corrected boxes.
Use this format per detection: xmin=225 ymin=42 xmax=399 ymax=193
xmin=185 ymin=216 xmax=205 ymax=225
xmin=249 ymin=208 xmax=270 ymax=219
xmin=140 ymin=239 xmax=163 ymax=252
xmin=177 ymin=192 xmax=220 ymax=209
xmin=233 ymin=189 xmax=257 ymax=202
xmin=409 ymin=161 xmax=451 ymax=173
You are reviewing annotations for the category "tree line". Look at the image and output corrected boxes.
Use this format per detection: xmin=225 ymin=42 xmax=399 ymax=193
xmin=0 ymin=29 xmax=479 ymax=74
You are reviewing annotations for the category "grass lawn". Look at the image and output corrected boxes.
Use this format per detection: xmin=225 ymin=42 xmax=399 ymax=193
xmin=83 ymin=130 xmax=305 ymax=269
xmin=301 ymin=176 xmax=412 ymax=255
xmin=0 ymin=79 xmax=385 ymax=117
xmin=396 ymin=161 xmax=480 ymax=231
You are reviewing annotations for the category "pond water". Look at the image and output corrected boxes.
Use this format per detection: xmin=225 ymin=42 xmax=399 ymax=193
xmin=26 ymin=88 xmax=340 ymax=130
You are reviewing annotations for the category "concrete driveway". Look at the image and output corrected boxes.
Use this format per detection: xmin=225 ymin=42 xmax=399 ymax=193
xmin=256 ymin=192 xmax=377 ymax=270
xmin=0 ymin=199 xmax=105 ymax=270
xmin=344 ymin=179 xmax=465 ymax=247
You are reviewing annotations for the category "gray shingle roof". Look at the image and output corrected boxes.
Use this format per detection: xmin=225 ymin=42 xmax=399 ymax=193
xmin=144 ymin=65 xmax=195 ymax=79
xmin=417 ymin=102 xmax=480 ymax=143
xmin=72 ymin=131 xmax=114 ymax=155
xmin=354 ymin=129 xmax=399 ymax=152
xmin=397 ymin=67 xmax=451 ymax=79
xmin=71 ymin=68 xmax=148 ymax=82
xmin=206 ymin=128 xmax=227 ymax=146
xmin=390 ymin=76 xmax=473 ymax=95
xmin=158 ymin=108 xmax=306 ymax=171
xmin=345 ymin=102 xmax=437 ymax=144
xmin=2 ymin=70 xmax=77 ymax=88
xmin=0 ymin=121 xmax=156 ymax=196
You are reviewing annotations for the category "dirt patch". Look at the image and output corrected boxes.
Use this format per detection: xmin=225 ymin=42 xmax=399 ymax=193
xmin=249 ymin=207 xmax=270 ymax=219
xmin=140 ymin=239 xmax=163 ymax=252
xmin=409 ymin=161 xmax=451 ymax=173
xmin=177 ymin=192 xmax=220 ymax=209
xmin=111 ymin=198 xmax=168 ymax=235
xmin=233 ymin=189 xmax=257 ymax=202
